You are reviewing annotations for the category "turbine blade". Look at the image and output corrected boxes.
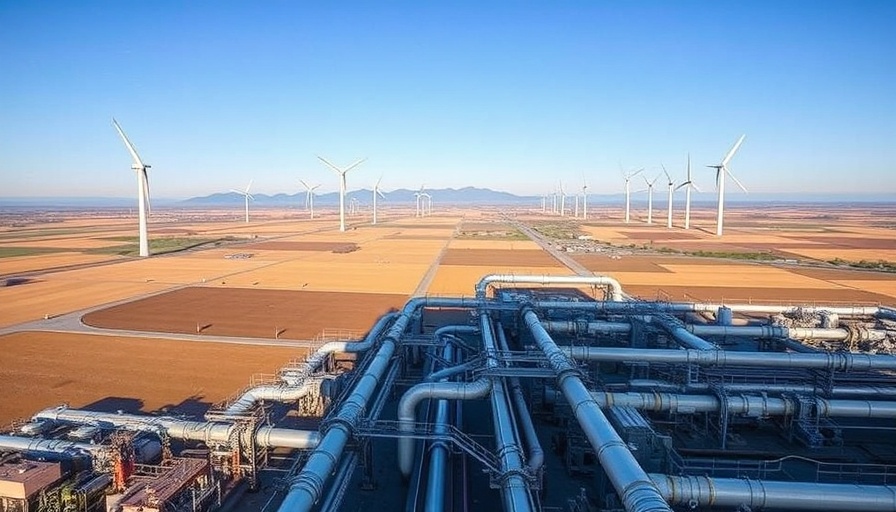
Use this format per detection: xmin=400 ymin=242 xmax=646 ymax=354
xmin=112 ymin=118 xmax=146 ymax=167
xmin=674 ymin=182 xmax=689 ymax=191
xmin=715 ymin=168 xmax=721 ymax=190
xmin=300 ymin=179 xmax=310 ymax=190
xmin=317 ymin=155 xmax=344 ymax=175
xmin=727 ymin=169 xmax=748 ymax=193
xmin=142 ymin=169 xmax=151 ymax=214
xmin=343 ymin=157 xmax=368 ymax=173
xmin=377 ymin=190 xmax=386 ymax=199
xmin=229 ymin=189 xmax=243 ymax=195
xmin=692 ymin=182 xmax=702 ymax=193
xmin=631 ymin=167 xmax=644 ymax=178
xmin=312 ymin=184 xmax=321 ymax=190
xmin=662 ymin=164 xmax=671 ymax=183
xmin=721 ymin=134 xmax=746 ymax=167
xmin=245 ymin=179 xmax=253 ymax=193
xmin=247 ymin=193 xmax=255 ymax=201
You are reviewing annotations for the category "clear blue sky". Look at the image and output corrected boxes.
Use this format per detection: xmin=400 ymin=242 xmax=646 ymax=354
xmin=1 ymin=1 xmax=894 ymax=199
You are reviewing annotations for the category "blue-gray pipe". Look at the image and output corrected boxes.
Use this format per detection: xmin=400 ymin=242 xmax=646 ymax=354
xmin=481 ymin=314 xmax=535 ymax=512
xmin=278 ymin=298 xmax=481 ymax=512
xmin=424 ymin=342 xmax=454 ymax=512
xmin=522 ymin=309 xmax=671 ymax=512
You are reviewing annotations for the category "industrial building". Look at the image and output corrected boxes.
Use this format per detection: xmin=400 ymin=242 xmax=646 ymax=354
xmin=3 ymin=274 xmax=896 ymax=512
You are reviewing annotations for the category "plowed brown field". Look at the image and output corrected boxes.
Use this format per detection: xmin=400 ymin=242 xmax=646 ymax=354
xmin=83 ymin=287 xmax=405 ymax=340
xmin=0 ymin=332 xmax=301 ymax=424
xmin=244 ymin=241 xmax=359 ymax=252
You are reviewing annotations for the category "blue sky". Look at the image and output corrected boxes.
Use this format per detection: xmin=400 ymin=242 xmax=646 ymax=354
xmin=1 ymin=1 xmax=894 ymax=199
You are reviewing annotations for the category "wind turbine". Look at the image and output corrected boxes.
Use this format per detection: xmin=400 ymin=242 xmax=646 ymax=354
xmin=112 ymin=118 xmax=151 ymax=257
xmin=643 ymin=175 xmax=659 ymax=224
xmin=662 ymin=165 xmax=675 ymax=229
xmin=230 ymin=180 xmax=254 ymax=223
xmin=674 ymin=154 xmax=701 ymax=230
xmin=708 ymin=135 xmax=747 ymax=237
xmin=415 ymin=185 xmax=426 ymax=217
xmin=559 ymin=180 xmax=566 ymax=217
xmin=622 ymin=167 xmax=644 ymax=223
xmin=299 ymin=179 xmax=321 ymax=219
xmin=421 ymin=192 xmax=432 ymax=216
xmin=317 ymin=156 xmax=367 ymax=232
xmin=581 ymin=174 xmax=589 ymax=221
xmin=372 ymin=176 xmax=385 ymax=225
xmin=541 ymin=194 xmax=546 ymax=214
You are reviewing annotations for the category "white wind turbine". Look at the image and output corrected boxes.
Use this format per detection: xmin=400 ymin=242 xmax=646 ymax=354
xmin=112 ymin=118 xmax=152 ymax=257
xmin=299 ymin=179 xmax=321 ymax=219
xmin=622 ymin=167 xmax=644 ymax=223
xmin=317 ymin=156 xmax=367 ymax=232
xmin=708 ymin=135 xmax=747 ymax=237
xmin=230 ymin=180 xmax=254 ymax=224
xmin=421 ymin=192 xmax=432 ymax=216
xmin=372 ymin=176 xmax=385 ymax=225
xmin=674 ymin=154 xmax=701 ymax=230
xmin=662 ymin=165 xmax=675 ymax=228
xmin=642 ymin=175 xmax=659 ymax=224
xmin=559 ymin=180 xmax=566 ymax=217
xmin=415 ymin=185 xmax=425 ymax=217
xmin=581 ymin=174 xmax=589 ymax=221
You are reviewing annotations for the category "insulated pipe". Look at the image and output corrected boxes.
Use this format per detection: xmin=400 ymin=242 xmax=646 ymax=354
xmin=542 ymin=320 xmax=890 ymax=343
xmin=563 ymin=346 xmax=896 ymax=371
xmin=279 ymin=297 xmax=480 ymax=512
xmin=226 ymin=312 xmax=399 ymax=416
xmin=475 ymin=274 xmax=624 ymax=301
xmin=592 ymin=391 xmax=896 ymax=419
xmin=32 ymin=406 xmax=320 ymax=449
xmin=0 ymin=434 xmax=107 ymax=458
xmin=650 ymin=474 xmax=896 ymax=511
xmin=522 ymin=309 xmax=672 ymax=512
xmin=653 ymin=317 xmax=716 ymax=350
xmin=481 ymin=314 xmax=535 ymax=512
xmin=534 ymin=301 xmax=883 ymax=317
xmin=625 ymin=380 xmax=896 ymax=398
xmin=496 ymin=322 xmax=544 ymax=475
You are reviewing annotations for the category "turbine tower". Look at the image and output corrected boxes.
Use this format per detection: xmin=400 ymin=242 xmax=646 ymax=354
xmin=317 ymin=156 xmax=367 ymax=232
xmin=559 ymin=180 xmax=566 ymax=217
xmin=112 ymin=118 xmax=151 ymax=257
xmin=372 ymin=176 xmax=385 ymax=225
xmin=581 ymin=174 xmax=589 ymax=221
xmin=300 ymin=179 xmax=321 ymax=219
xmin=622 ymin=167 xmax=644 ymax=223
xmin=643 ymin=175 xmax=659 ymax=224
xmin=662 ymin=165 xmax=674 ymax=229
xmin=230 ymin=180 xmax=254 ymax=224
xmin=708 ymin=135 xmax=747 ymax=237
xmin=674 ymin=154 xmax=701 ymax=230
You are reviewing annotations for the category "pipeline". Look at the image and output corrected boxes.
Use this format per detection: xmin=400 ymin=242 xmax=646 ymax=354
xmin=32 ymin=406 xmax=320 ymax=449
xmin=278 ymin=297 xmax=480 ymax=512
xmin=542 ymin=320 xmax=890 ymax=344
xmin=0 ymin=434 xmax=107 ymax=459
xmin=564 ymin=346 xmax=896 ymax=371
xmin=495 ymin=321 xmax=544 ymax=475
xmin=624 ymin=379 xmax=896 ymax=398
xmin=534 ymin=300 xmax=884 ymax=318
xmin=522 ymin=309 xmax=672 ymax=512
xmin=424 ymin=342 xmax=455 ymax=512
xmin=591 ymin=391 xmax=896 ymax=419
xmin=224 ymin=312 xmax=399 ymax=416
xmin=480 ymin=314 xmax=535 ymax=512
xmin=475 ymin=274 xmax=624 ymax=301
xmin=650 ymin=473 xmax=896 ymax=511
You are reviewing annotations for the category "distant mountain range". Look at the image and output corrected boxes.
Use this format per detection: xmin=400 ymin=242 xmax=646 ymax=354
xmin=1 ymin=188 xmax=894 ymax=209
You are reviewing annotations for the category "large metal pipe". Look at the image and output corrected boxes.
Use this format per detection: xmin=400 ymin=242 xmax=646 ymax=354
xmin=650 ymin=473 xmax=896 ymax=511
xmin=278 ymin=297 xmax=480 ymax=512
xmin=534 ymin=301 xmax=884 ymax=317
xmin=653 ymin=316 xmax=716 ymax=350
xmin=32 ymin=406 xmax=320 ymax=449
xmin=424 ymin=343 xmax=455 ymax=512
xmin=495 ymin=321 xmax=544 ymax=475
xmin=625 ymin=379 xmax=896 ymax=398
xmin=0 ymin=434 xmax=107 ymax=458
xmin=480 ymin=314 xmax=535 ymax=512
xmin=475 ymin=274 xmax=624 ymax=301
xmin=592 ymin=391 xmax=896 ymax=419
xmin=522 ymin=309 xmax=672 ymax=512
xmin=564 ymin=346 xmax=896 ymax=371
xmin=225 ymin=312 xmax=399 ymax=416
xmin=542 ymin=320 xmax=890 ymax=343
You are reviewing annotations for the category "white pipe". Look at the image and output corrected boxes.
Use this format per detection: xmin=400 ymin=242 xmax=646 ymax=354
xmin=523 ymin=309 xmax=672 ymax=512
xmin=0 ymin=434 xmax=107 ymax=458
xmin=626 ymin=379 xmax=896 ymax=398
xmin=534 ymin=301 xmax=883 ymax=317
xmin=32 ymin=406 xmax=320 ymax=449
xmin=224 ymin=312 xmax=398 ymax=416
xmin=564 ymin=346 xmax=896 ymax=371
xmin=651 ymin=474 xmax=896 ymax=511
xmin=475 ymin=274 xmax=624 ymax=301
